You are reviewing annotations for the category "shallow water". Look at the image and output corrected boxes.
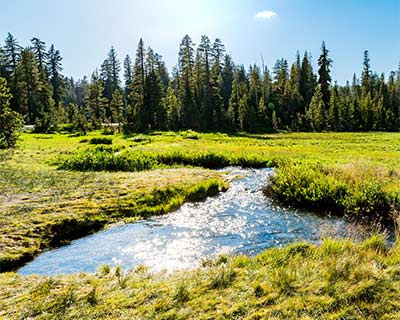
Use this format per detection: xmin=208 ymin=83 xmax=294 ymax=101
xmin=19 ymin=168 xmax=370 ymax=276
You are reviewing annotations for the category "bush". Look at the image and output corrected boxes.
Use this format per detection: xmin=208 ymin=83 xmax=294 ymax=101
xmin=89 ymin=137 xmax=113 ymax=145
xmin=59 ymin=148 xmax=155 ymax=172
xmin=266 ymin=162 xmax=398 ymax=225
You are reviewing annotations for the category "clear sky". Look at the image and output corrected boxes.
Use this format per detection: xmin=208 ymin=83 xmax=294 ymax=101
xmin=1 ymin=0 xmax=399 ymax=83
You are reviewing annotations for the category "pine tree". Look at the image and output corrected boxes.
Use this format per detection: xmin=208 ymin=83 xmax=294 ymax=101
xmin=328 ymin=85 xmax=341 ymax=131
xmin=317 ymin=41 xmax=332 ymax=108
xmin=0 ymin=77 xmax=23 ymax=148
xmin=299 ymin=51 xmax=315 ymax=112
xmin=361 ymin=50 xmax=372 ymax=97
xmin=228 ymin=66 xmax=249 ymax=131
xmin=85 ymin=72 xmax=108 ymax=128
xmin=47 ymin=44 xmax=63 ymax=109
xmin=123 ymin=54 xmax=133 ymax=105
xmin=31 ymin=38 xmax=47 ymax=73
xmin=272 ymin=58 xmax=289 ymax=126
xmin=34 ymin=80 xmax=56 ymax=133
xmin=210 ymin=38 xmax=225 ymax=129
xmin=178 ymin=35 xmax=195 ymax=129
xmin=222 ymin=54 xmax=234 ymax=112
xmin=67 ymin=103 xmax=88 ymax=135
xmin=110 ymin=90 xmax=124 ymax=131
xmin=145 ymin=47 xmax=165 ymax=130
xmin=127 ymin=39 xmax=146 ymax=132
xmin=17 ymin=49 xmax=41 ymax=124
xmin=0 ymin=47 xmax=7 ymax=78
xmin=286 ymin=53 xmax=303 ymax=126
xmin=306 ymin=85 xmax=325 ymax=132
xmin=4 ymin=33 xmax=21 ymax=112
xmin=163 ymin=86 xmax=181 ymax=130
xmin=197 ymin=35 xmax=213 ymax=130
xmin=248 ymin=65 xmax=262 ymax=130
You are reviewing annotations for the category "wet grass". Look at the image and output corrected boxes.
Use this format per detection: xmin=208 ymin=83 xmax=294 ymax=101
xmin=0 ymin=236 xmax=399 ymax=319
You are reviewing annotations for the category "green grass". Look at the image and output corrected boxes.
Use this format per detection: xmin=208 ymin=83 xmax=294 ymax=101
xmin=0 ymin=236 xmax=399 ymax=319
xmin=2 ymin=130 xmax=400 ymax=318
xmin=54 ymin=130 xmax=400 ymax=224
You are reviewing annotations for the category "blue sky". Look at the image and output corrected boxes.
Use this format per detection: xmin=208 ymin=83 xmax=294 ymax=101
xmin=1 ymin=0 xmax=399 ymax=83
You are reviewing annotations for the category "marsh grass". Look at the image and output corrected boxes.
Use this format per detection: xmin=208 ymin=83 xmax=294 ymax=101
xmin=266 ymin=161 xmax=399 ymax=225
xmin=0 ymin=237 xmax=399 ymax=319
xmin=2 ymin=131 xmax=400 ymax=318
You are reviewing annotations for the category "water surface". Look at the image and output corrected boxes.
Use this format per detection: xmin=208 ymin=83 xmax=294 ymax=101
xmin=19 ymin=168 xmax=369 ymax=276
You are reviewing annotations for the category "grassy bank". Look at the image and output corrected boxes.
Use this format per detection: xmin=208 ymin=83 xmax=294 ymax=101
xmin=1 ymin=236 xmax=399 ymax=319
xmin=0 ymin=150 xmax=227 ymax=271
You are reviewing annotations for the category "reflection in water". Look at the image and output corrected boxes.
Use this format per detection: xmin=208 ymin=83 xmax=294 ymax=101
xmin=19 ymin=168 xmax=370 ymax=276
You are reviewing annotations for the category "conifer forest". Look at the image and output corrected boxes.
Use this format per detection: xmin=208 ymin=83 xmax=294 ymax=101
xmin=1 ymin=33 xmax=400 ymax=137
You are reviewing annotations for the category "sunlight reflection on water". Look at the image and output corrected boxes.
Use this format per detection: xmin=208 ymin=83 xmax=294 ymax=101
xmin=19 ymin=167 xmax=372 ymax=276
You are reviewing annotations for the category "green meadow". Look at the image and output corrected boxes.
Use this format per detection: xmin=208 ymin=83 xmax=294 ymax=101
xmin=1 ymin=130 xmax=400 ymax=319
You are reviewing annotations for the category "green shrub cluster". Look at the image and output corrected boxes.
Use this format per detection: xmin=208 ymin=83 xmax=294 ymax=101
xmin=89 ymin=137 xmax=113 ymax=145
xmin=266 ymin=162 xmax=398 ymax=224
xmin=58 ymin=146 xmax=276 ymax=172
xmin=59 ymin=148 xmax=155 ymax=172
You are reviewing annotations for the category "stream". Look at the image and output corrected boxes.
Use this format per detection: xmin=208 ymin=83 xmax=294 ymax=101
xmin=19 ymin=167 xmax=371 ymax=276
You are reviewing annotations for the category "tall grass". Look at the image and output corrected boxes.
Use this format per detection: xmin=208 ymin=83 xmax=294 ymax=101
xmin=1 ymin=236 xmax=399 ymax=319
xmin=266 ymin=162 xmax=399 ymax=225
xmin=57 ymin=146 xmax=272 ymax=171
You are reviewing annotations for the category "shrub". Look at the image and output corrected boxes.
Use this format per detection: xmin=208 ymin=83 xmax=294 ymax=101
xmin=89 ymin=137 xmax=113 ymax=145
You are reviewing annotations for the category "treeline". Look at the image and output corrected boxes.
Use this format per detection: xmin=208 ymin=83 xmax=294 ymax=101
xmin=1 ymin=33 xmax=400 ymax=134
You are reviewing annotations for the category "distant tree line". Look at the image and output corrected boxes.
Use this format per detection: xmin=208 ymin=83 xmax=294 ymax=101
xmin=1 ymin=32 xmax=400 ymax=135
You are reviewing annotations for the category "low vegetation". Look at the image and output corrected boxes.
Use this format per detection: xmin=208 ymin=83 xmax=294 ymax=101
xmin=56 ymin=130 xmax=400 ymax=225
xmin=1 ymin=131 xmax=400 ymax=318
xmin=1 ymin=236 xmax=399 ymax=319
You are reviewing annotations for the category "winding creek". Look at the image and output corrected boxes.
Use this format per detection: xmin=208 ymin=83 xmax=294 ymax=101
xmin=19 ymin=167 xmax=373 ymax=276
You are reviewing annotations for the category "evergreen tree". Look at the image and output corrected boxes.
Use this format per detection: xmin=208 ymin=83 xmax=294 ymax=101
xmin=210 ymin=38 xmax=225 ymax=129
xmin=272 ymin=58 xmax=289 ymax=126
xmin=110 ymin=90 xmax=124 ymax=131
xmin=4 ymin=33 xmax=21 ymax=112
xmin=248 ymin=65 xmax=262 ymax=130
xmin=31 ymin=37 xmax=47 ymax=73
xmin=47 ymin=44 xmax=63 ymax=109
xmin=145 ymin=47 xmax=165 ymax=130
xmin=127 ymin=39 xmax=146 ymax=131
xmin=222 ymin=54 xmax=234 ymax=111
xmin=306 ymin=85 xmax=325 ymax=132
xmin=163 ymin=86 xmax=181 ymax=130
xmin=328 ymin=85 xmax=341 ymax=131
xmin=84 ymin=71 xmax=107 ymax=128
xmin=17 ymin=49 xmax=40 ymax=124
xmin=286 ymin=53 xmax=303 ymax=126
xmin=0 ymin=47 xmax=7 ymax=78
xmin=228 ymin=66 xmax=249 ymax=130
xmin=361 ymin=50 xmax=372 ymax=96
xmin=299 ymin=51 xmax=315 ymax=111
xmin=123 ymin=54 xmax=133 ymax=105
xmin=197 ymin=35 xmax=213 ymax=130
xmin=0 ymin=77 xmax=23 ymax=148
xmin=317 ymin=41 xmax=332 ymax=108
xmin=67 ymin=103 xmax=88 ymax=135
xmin=178 ymin=35 xmax=195 ymax=128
